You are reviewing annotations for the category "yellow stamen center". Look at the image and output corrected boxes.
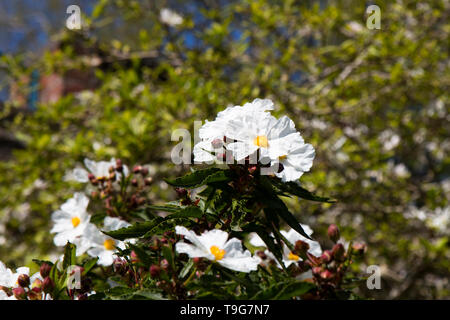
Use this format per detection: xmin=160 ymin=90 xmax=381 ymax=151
xmin=253 ymin=135 xmax=269 ymax=148
xmin=210 ymin=245 xmax=226 ymax=261
xmin=279 ymin=155 xmax=287 ymax=161
xmin=103 ymin=239 xmax=116 ymax=250
xmin=288 ymin=252 xmax=300 ymax=261
xmin=71 ymin=217 xmax=81 ymax=228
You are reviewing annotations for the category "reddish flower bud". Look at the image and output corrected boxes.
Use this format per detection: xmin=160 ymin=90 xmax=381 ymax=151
xmin=295 ymin=240 xmax=310 ymax=256
xmin=332 ymin=243 xmax=346 ymax=262
xmin=141 ymin=167 xmax=149 ymax=176
xmin=17 ymin=274 xmax=30 ymax=288
xmin=133 ymin=165 xmax=142 ymax=174
xmin=352 ymin=243 xmax=366 ymax=255
xmin=31 ymin=278 xmax=43 ymax=290
xmin=42 ymin=277 xmax=55 ymax=294
xmin=248 ymin=165 xmax=257 ymax=174
xmin=320 ymin=269 xmax=334 ymax=280
xmin=40 ymin=263 xmax=52 ymax=278
xmin=88 ymin=173 xmax=96 ymax=181
xmin=130 ymin=251 xmax=139 ymax=263
xmin=256 ymin=250 xmax=267 ymax=260
xmin=312 ymin=266 xmax=323 ymax=275
xmin=149 ymin=265 xmax=161 ymax=278
xmin=12 ymin=287 xmax=27 ymax=300
xmin=327 ymin=224 xmax=340 ymax=243
xmin=131 ymin=178 xmax=138 ymax=187
xmin=161 ymin=259 xmax=170 ymax=272
xmin=144 ymin=177 xmax=153 ymax=186
xmin=192 ymin=257 xmax=203 ymax=265
xmin=320 ymin=250 xmax=333 ymax=264
xmin=175 ymin=187 xmax=187 ymax=198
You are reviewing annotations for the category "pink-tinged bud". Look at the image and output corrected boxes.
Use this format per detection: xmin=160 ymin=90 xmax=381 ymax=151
xmin=248 ymin=165 xmax=257 ymax=174
xmin=141 ymin=167 xmax=149 ymax=176
xmin=312 ymin=266 xmax=323 ymax=276
xmin=175 ymin=187 xmax=187 ymax=198
xmin=192 ymin=257 xmax=202 ymax=265
xmin=352 ymin=243 xmax=366 ymax=255
xmin=256 ymin=251 xmax=267 ymax=260
xmin=144 ymin=177 xmax=153 ymax=186
xmin=12 ymin=287 xmax=26 ymax=300
xmin=161 ymin=259 xmax=169 ymax=272
xmin=32 ymin=278 xmax=43 ymax=290
xmin=115 ymin=159 xmax=123 ymax=167
xmin=211 ymin=139 xmax=223 ymax=149
xmin=327 ymin=224 xmax=340 ymax=243
xmin=42 ymin=277 xmax=54 ymax=294
xmin=88 ymin=173 xmax=96 ymax=181
xmin=320 ymin=250 xmax=333 ymax=264
xmin=320 ymin=269 xmax=334 ymax=280
xmin=133 ymin=165 xmax=142 ymax=174
xmin=31 ymin=286 xmax=42 ymax=294
xmin=17 ymin=274 xmax=30 ymax=288
xmin=295 ymin=240 xmax=310 ymax=256
xmin=130 ymin=251 xmax=139 ymax=263
xmin=332 ymin=243 xmax=346 ymax=262
xmin=40 ymin=263 xmax=52 ymax=278
xmin=149 ymin=265 xmax=161 ymax=278
xmin=131 ymin=178 xmax=138 ymax=187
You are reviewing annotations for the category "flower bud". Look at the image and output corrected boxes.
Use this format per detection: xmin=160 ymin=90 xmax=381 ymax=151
xmin=40 ymin=263 xmax=52 ymax=278
xmin=32 ymin=279 xmax=43 ymax=290
xmin=133 ymin=165 xmax=142 ymax=174
xmin=42 ymin=277 xmax=55 ymax=294
xmin=352 ymin=243 xmax=366 ymax=255
xmin=131 ymin=178 xmax=138 ymax=187
xmin=320 ymin=269 xmax=334 ymax=280
xmin=327 ymin=224 xmax=340 ymax=243
xmin=17 ymin=274 xmax=30 ymax=288
xmin=192 ymin=257 xmax=203 ymax=265
xmin=88 ymin=173 xmax=96 ymax=181
xmin=12 ymin=287 xmax=27 ymax=300
xmin=149 ymin=265 xmax=161 ymax=278
xmin=130 ymin=251 xmax=139 ymax=263
xmin=144 ymin=177 xmax=153 ymax=186
xmin=294 ymin=240 xmax=310 ymax=256
xmin=161 ymin=259 xmax=170 ymax=272
xmin=141 ymin=167 xmax=149 ymax=176
xmin=320 ymin=250 xmax=333 ymax=264
xmin=256 ymin=251 xmax=267 ymax=260
xmin=312 ymin=266 xmax=323 ymax=276
xmin=332 ymin=243 xmax=346 ymax=262
xmin=175 ymin=187 xmax=187 ymax=198
xmin=248 ymin=165 xmax=257 ymax=174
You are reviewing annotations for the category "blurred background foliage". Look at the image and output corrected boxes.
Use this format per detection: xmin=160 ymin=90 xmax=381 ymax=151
xmin=0 ymin=0 xmax=448 ymax=299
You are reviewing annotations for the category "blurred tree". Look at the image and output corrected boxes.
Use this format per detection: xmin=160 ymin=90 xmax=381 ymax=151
xmin=0 ymin=0 xmax=448 ymax=299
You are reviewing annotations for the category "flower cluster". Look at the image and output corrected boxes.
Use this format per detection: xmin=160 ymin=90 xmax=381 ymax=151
xmin=194 ymin=99 xmax=315 ymax=182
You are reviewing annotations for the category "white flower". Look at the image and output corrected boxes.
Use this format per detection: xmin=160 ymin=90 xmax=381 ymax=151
xmin=0 ymin=261 xmax=42 ymax=289
xmin=51 ymin=193 xmax=91 ymax=246
xmin=160 ymin=8 xmax=183 ymax=26
xmin=194 ymin=99 xmax=274 ymax=163
xmin=175 ymin=226 xmax=260 ymax=273
xmin=72 ymin=158 xmax=129 ymax=183
xmin=249 ymin=224 xmax=322 ymax=268
xmin=272 ymin=132 xmax=315 ymax=182
xmin=79 ymin=217 xmax=130 ymax=266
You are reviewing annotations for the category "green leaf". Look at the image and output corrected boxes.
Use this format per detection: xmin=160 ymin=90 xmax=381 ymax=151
xmin=164 ymin=167 xmax=230 ymax=188
xmin=271 ymin=179 xmax=336 ymax=203
xmin=146 ymin=205 xmax=180 ymax=213
xmin=104 ymin=218 xmax=164 ymax=240
xmin=243 ymin=223 xmax=284 ymax=267
xmin=32 ymin=259 xmax=54 ymax=267
xmin=62 ymin=242 xmax=76 ymax=270
xmin=265 ymin=197 xmax=312 ymax=240
xmin=179 ymin=259 xmax=194 ymax=279
xmin=251 ymin=281 xmax=314 ymax=300
xmin=82 ymin=258 xmax=98 ymax=276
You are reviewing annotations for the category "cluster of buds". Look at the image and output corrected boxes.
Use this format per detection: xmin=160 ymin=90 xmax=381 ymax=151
xmin=65 ymin=266 xmax=93 ymax=300
xmin=304 ymin=225 xmax=366 ymax=299
xmin=89 ymin=159 xmax=153 ymax=216
xmin=0 ymin=263 xmax=55 ymax=300
xmin=175 ymin=187 xmax=199 ymax=206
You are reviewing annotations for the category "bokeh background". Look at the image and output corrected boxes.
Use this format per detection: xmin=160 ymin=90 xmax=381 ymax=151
xmin=0 ymin=0 xmax=448 ymax=299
